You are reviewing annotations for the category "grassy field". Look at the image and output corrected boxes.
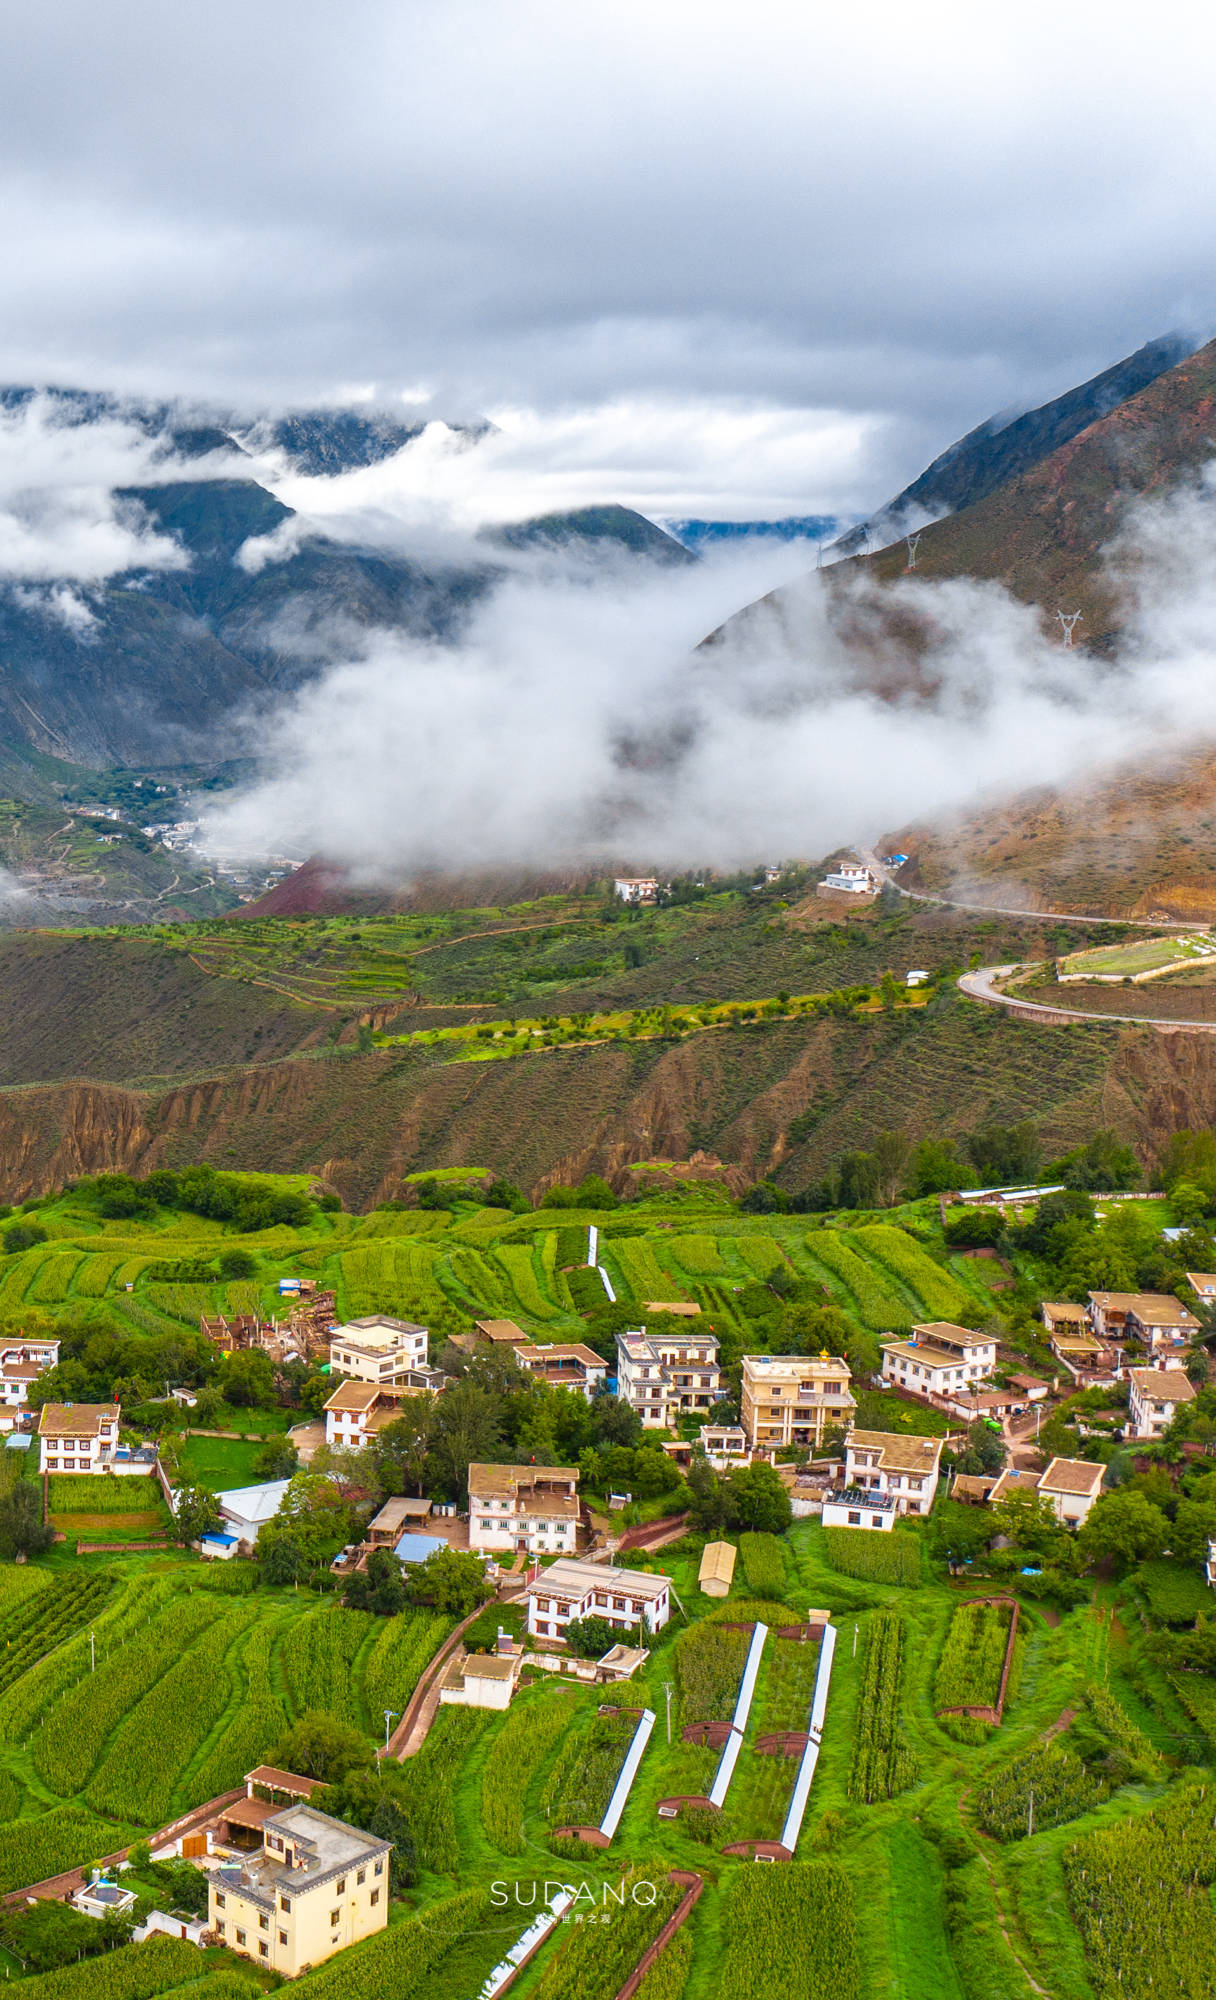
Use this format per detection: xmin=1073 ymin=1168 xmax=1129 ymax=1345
xmin=174 ymin=1435 xmax=266 ymax=1490
xmin=1058 ymin=932 xmax=1216 ymax=979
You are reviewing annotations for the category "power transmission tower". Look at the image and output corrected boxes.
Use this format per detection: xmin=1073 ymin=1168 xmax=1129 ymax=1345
xmin=1056 ymin=610 xmax=1082 ymax=648
xmin=905 ymin=532 xmax=922 ymax=570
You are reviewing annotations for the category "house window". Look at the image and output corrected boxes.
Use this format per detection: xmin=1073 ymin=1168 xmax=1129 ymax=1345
xmin=337 ymin=1878 xmax=346 ymax=1895
xmin=330 ymin=1909 xmax=341 ymax=1926
xmin=236 ymin=1929 xmax=247 ymax=1946
xmin=259 ymin=1943 xmax=269 ymax=1959
xmin=374 ymin=1860 xmax=384 ymax=1876
xmin=847 ymin=1510 xmax=861 ymax=1525
xmin=871 ymin=1516 xmax=884 ymax=1529
xmin=215 ymin=1894 xmax=226 ymax=1909
xmin=259 ymin=1915 xmax=269 ymax=1930
xmin=279 ymin=1930 xmax=288 ymax=1945
xmin=370 ymin=1888 xmax=381 ymax=1906
xmin=280 ymin=1897 xmax=292 ymax=1913
xmin=356 ymin=1869 xmax=365 ymax=1886
xmin=216 ymin=1920 xmax=226 ymax=1935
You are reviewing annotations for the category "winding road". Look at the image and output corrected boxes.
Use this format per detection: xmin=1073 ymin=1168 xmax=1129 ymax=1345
xmin=858 ymin=850 xmax=1216 ymax=1038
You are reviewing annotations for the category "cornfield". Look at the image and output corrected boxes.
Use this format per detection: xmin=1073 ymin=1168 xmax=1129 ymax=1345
xmin=822 ymin=1528 xmax=922 ymax=1587
xmin=933 ymin=1599 xmax=1012 ymax=1713
xmin=1063 ymin=1783 xmax=1216 ymax=1997
xmin=535 ymin=1869 xmax=682 ymax=2000
xmin=738 ymin=1533 xmax=786 ymax=1599
xmin=481 ymin=1688 xmax=576 ymax=1852
xmin=847 ymin=1611 xmax=918 ymax=1802
xmin=975 ymin=1740 xmax=1107 ymax=1841
xmin=719 ymin=1861 xmax=858 ymax=2000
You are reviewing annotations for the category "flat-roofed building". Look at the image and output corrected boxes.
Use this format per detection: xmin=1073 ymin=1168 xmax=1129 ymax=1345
xmin=880 ymin=1322 xmax=997 ymax=1400
xmin=1186 ymin=1271 xmax=1216 ymax=1305
xmin=323 ymin=1381 xmax=422 ymax=1451
xmin=842 ymin=1429 xmax=945 ymax=1516
xmin=524 ymin=1556 xmax=670 ymax=1640
xmin=207 ymin=1804 xmax=391 ymax=1976
xmin=467 ymin=1462 xmax=580 ymax=1557
xmin=514 ymin=1343 xmax=608 ymax=1400
xmin=615 ymin=1327 xmax=721 ymax=1429
xmin=1041 ymin=1302 xmax=1089 ymax=1337
xmin=473 ymin=1319 xmax=528 ymax=1346
xmin=365 ymin=1496 xmax=433 ymax=1547
xmin=328 ymin=1316 xmax=428 ymax=1385
xmin=1127 ymin=1366 xmax=1196 ymax=1439
xmin=740 ymin=1353 xmax=854 ymax=1450
xmin=38 ymin=1402 xmax=120 ymax=1475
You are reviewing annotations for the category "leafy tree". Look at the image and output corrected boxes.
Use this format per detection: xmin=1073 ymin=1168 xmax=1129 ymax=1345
xmin=968 ymin=1121 xmax=1040 ymax=1187
xmin=172 ymin=1483 xmax=221 ymax=1547
xmin=1162 ymin=1129 xmax=1216 ymax=1197
xmin=429 ymin=1377 xmax=503 ymax=1496
xmin=943 ymin=1207 xmax=1004 ymax=1247
xmin=2 ymin=1220 xmax=47 ymax=1253
xmin=907 ymin=1138 xmax=973 ymax=1197
xmin=220 ymin=1349 xmax=276 ymax=1407
xmin=1169 ymin=1181 xmax=1210 ymax=1228
xmin=217 ymin=1247 xmax=258 ymax=1279
xmin=989 ymin=1489 xmax=1077 ymax=1566
xmin=951 ymin=1422 xmax=1005 ymax=1477
xmin=836 ymin=1151 xmax=880 ymax=1209
xmin=686 ymin=1447 xmax=729 ymax=1530
xmin=0 ymin=1481 xmax=54 ymax=1560
xmin=410 ymin=1546 xmax=492 ymax=1616
xmin=252 ymin=1435 xmax=299 ymax=1480
xmin=562 ymin=1613 xmax=619 ymax=1657
xmin=346 ymin=1546 xmax=408 ymax=1615
xmin=1170 ymin=1497 xmax=1216 ymax=1564
xmin=376 ymin=1401 xmax=436 ymax=1495
xmin=872 ymin=1129 xmax=911 ymax=1205
xmin=576 ymin=1175 xmax=618 ymax=1209
xmin=0 ymin=1902 xmax=116 ymax=1971
xmin=740 ymin=1181 xmax=789 ymax=1214
xmin=540 ymin=1184 xmax=580 ymax=1208
xmin=724 ymin=1461 xmax=792 ymax=1533
xmin=589 ymin=1394 xmax=642 ymax=1447
xmin=270 ymin=1711 xmax=376 ymax=1784
xmin=1078 ymin=1488 xmax=1169 ymax=1572
xmin=779 ymin=1302 xmax=853 ymax=1358
xmin=485 ymin=1177 xmax=528 ymax=1212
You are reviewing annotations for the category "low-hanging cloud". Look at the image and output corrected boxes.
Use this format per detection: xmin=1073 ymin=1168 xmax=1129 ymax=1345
xmin=198 ymin=464 xmax=1216 ymax=883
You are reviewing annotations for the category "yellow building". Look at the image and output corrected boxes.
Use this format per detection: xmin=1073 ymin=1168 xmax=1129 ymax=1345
xmin=209 ymin=1804 xmax=392 ymax=1976
xmin=739 ymin=1353 xmax=854 ymax=1451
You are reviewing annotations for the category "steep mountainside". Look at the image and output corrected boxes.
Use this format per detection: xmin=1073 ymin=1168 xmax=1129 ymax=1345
xmin=831 ymin=332 xmax=1190 ymax=554
xmin=0 ymin=391 xmax=688 ymax=782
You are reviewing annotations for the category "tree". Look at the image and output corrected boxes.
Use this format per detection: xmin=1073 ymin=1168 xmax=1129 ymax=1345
xmin=252 ymin=1436 xmax=299 ymax=1480
xmin=270 ymin=1711 xmax=376 ymax=1784
xmin=411 ymin=1546 xmax=493 ymax=1616
xmin=218 ymin=1247 xmax=258 ymax=1279
xmin=172 ymin=1484 xmax=221 ymax=1548
xmin=943 ymin=1207 xmax=1004 ymax=1248
xmin=989 ymin=1489 xmax=1075 ymax=1566
xmin=836 ymin=1152 xmax=880 ymax=1209
xmin=220 ymin=1349 xmax=276 ymax=1407
xmin=576 ymin=1175 xmax=618 ymax=1209
xmin=968 ymin=1121 xmax=1040 ymax=1187
xmin=346 ymin=1546 xmax=408 ymax=1616
xmin=951 ymin=1422 xmax=1005 ymax=1477
xmin=1170 ymin=1496 xmax=1216 ymax=1565
xmin=1078 ymin=1488 xmax=1169 ymax=1572
xmin=724 ymin=1461 xmax=792 ymax=1533
xmin=562 ymin=1614 xmax=619 ymax=1657
xmin=2 ymin=1220 xmax=47 ymax=1254
xmin=907 ymin=1138 xmax=973 ymax=1197
xmin=779 ymin=1303 xmax=853 ymax=1358
xmin=686 ymin=1448 xmax=729 ymax=1531
xmin=429 ymin=1378 xmax=502 ymax=1496
xmin=376 ymin=1401 xmax=436 ymax=1495
xmin=0 ymin=1482 xmax=53 ymax=1561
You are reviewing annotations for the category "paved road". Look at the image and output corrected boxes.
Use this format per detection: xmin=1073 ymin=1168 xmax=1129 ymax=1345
xmin=958 ymin=960 xmax=1216 ymax=1035
xmin=858 ymin=851 xmax=1216 ymax=1036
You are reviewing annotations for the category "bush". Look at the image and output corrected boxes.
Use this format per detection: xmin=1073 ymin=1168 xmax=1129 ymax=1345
xmin=3 ymin=1221 xmax=47 ymax=1253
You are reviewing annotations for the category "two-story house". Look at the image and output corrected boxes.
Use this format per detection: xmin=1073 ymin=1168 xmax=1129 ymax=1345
xmin=327 ymin=1316 xmax=428 ymax=1385
xmin=838 ymin=1429 xmax=945 ymax=1517
xmin=740 ymin=1353 xmax=855 ymax=1450
xmin=880 ymin=1322 xmax=997 ymax=1401
xmin=524 ymin=1556 xmax=670 ymax=1640
xmin=38 ymin=1402 xmax=121 ymax=1475
xmin=989 ymin=1456 xmax=1105 ymax=1526
xmin=514 ymin=1343 xmax=608 ymax=1400
xmin=208 ymin=1804 xmax=391 ymax=1976
xmin=1088 ymin=1292 xmax=1199 ymax=1349
xmin=323 ymin=1382 xmax=423 ymax=1451
xmin=467 ymin=1463 xmax=580 ymax=1557
xmin=615 ymin=1328 xmax=722 ymax=1429
xmin=1127 ymin=1365 xmax=1197 ymax=1439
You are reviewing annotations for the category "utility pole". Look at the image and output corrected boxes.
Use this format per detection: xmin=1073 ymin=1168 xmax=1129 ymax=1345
xmin=853 ymin=1622 xmax=859 ymax=1657
xmin=382 ymin=1709 xmax=398 ymax=1754
xmin=905 ymin=531 xmax=922 ymax=570
xmin=662 ymin=1681 xmax=674 ymax=1745
xmin=1056 ymin=610 xmax=1082 ymax=648
xmin=1027 ymin=1787 xmax=1034 ymax=1840
xmin=90 ymin=1631 xmax=95 ymax=1674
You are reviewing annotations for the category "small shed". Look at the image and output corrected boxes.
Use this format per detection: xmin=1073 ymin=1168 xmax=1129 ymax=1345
xmin=4 ymin=1433 xmax=32 ymax=1452
xmin=698 ymin=1540 xmax=737 ymax=1597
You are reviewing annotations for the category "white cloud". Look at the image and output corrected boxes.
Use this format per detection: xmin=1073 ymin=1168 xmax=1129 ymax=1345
xmin=0 ymin=396 xmax=197 ymax=582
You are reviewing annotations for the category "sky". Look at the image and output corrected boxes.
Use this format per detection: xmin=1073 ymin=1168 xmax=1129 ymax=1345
xmin=3 ymin=0 xmax=1215 ymax=521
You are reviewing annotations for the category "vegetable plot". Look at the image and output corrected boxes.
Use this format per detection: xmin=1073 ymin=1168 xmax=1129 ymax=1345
xmin=674 ymin=1621 xmax=751 ymax=1724
xmin=847 ymin=1611 xmax=918 ymax=1802
xmin=822 ymin=1527 xmax=922 ymax=1586
xmin=933 ymin=1599 xmax=1013 ymax=1717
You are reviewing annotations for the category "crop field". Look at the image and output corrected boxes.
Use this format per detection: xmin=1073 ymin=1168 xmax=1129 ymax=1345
xmin=823 ymin=1528 xmax=922 ymax=1586
xmin=933 ymin=1599 xmax=1013 ymax=1715
xmin=847 ymin=1610 xmax=917 ymax=1802
xmin=542 ymin=1707 xmax=637 ymax=1828
xmin=1058 ymin=932 xmax=1216 ymax=979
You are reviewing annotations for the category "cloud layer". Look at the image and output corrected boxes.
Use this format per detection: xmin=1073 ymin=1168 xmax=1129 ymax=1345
xmin=1 ymin=2 xmax=1214 ymax=515
xmin=200 ymin=468 xmax=1216 ymax=881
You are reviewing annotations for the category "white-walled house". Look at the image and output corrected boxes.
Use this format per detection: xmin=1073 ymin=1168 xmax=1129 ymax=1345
xmin=38 ymin=1402 xmax=120 ymax=1474
xmin=467 ymin=1463 xmax=580 ymax=1557
xmin=1127 ymin=1366 xmax=1196 ymax=1439
xmin=328 ymin=1316 xmax=428 ymax=1385
xmin=615 ymin=1327 xmax=722 ymax=1428
xmin=880 ymin=1322 xmax=997 ymax=1400
xmin=1035 ymin=1457 xmax=1104 ymax=1527
xmin=514 ymin=1343 xmax=608 ymax=1400
xmin=613 ymin=877 xmax=659 ymax=904
xmin=524 ymin=1557 xmax=671 ymax=1640
xmin=820 ymin=861 xmax=875 ymax=894
xmin=842 ymin=1429 xmax=945 ymax=1516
